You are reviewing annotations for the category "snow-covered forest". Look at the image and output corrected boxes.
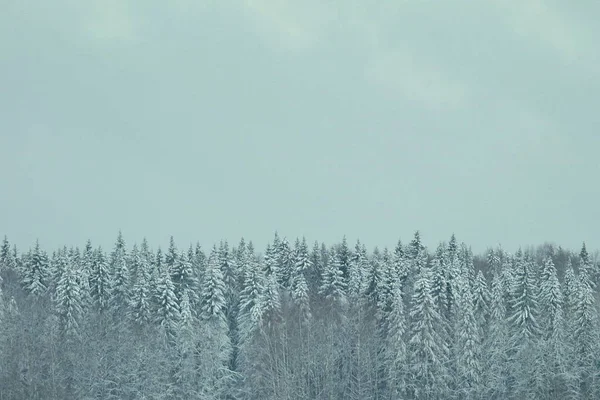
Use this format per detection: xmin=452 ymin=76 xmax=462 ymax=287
xmin=1 ymin=232 xmax=599 ymax=399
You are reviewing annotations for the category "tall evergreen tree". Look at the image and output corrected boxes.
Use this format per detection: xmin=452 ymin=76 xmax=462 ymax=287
xmin=89 ymin=247 xmax=111 ymax=313
xmin=22 ymin=240 xmax=49 ymax=297
xmin=54 ymin=256 xmax=83 ymax=339
xmin=408 ymin=261 xmax=448 ymax=399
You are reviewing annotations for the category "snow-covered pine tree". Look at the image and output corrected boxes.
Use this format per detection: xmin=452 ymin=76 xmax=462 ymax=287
xmin=291 ymin=237 xmax=312 ymax=322
xmin=154 ymin=260 xmax=180 ymax=341
xmin=337 ymin=235 xmax=351 ymax=282
xmin=22 ymin=240 xmax=49 ymax=297
xmin=454 ymin=265 xmax=482 ymax=399
xmin=484 ymin=267 xmax=510 ymax=398
xmin=319 ymin=247 xmax=347 ymax=315
xmin=110 ymin=233 xmax=129 ymax=317
xmin=129 ymin=244 xmax=153 ymax=328
xmin=237 ymin=244 xmax=265 ymax=356
xmin=198 ymin=245 xmax=232 ymax=398
xmin=89 ymin=247 xmax=111 ymax=313
xmin=509 ymin=249 xmax=543 ymax=398
xmin=171 ymin=250 xmax=199 ymax=311
xmin=276 ymin=237 xmax=293 ymax=289
xmin=54 ymin=255 xmax=83 ymax=339
xmin=385 ymin=272 xmax=408 ymax=399
xmin=538 ymin=255 xmax=567 ymax=397
xmin=347 ymin=239 xmax=367 ymax=302
xmin=473 ymin=270 xmax=491 ymax=340
xmin=408 ymin=259 xmax=448 ymax=399
xmin=573 ymin=244 xmax=598 ymax=397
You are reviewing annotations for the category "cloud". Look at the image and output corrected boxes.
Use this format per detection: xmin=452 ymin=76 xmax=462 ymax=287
xmin=494 ymin=0 xmax=599 ymax=67
xmin=365 ymin=48 xmax=469 ymax=109
xmin=83 ymin=0 xmax=136 ymax=42
xmin=241 ymin=0 xmax=326 ymax=50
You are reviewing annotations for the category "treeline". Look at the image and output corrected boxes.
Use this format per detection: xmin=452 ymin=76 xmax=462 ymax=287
xmin=0 ymin=232 xmax=599 ymax=399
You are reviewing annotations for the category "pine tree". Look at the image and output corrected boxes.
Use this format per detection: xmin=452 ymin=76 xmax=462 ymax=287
xmin=22 ymin=240 xmax=49 ymax=297
xmin=0 ymin=236 xmax=14 ymax=272
xmin=129 ymin=245 xmax=153 ymax=328
xmin=454 ymin=267 xmax=481 ymax=399
xmin=386 ymin=274 xmax=408 ymax=399
xmin=110 ymin=236 xmax=130 ymax=317
xmin=237 ymin=248 xmax=264 ymax=350
xmin=347 ymin=240 xmax=367 ymax=301
xmin=171 ymin=250 xmax=199 ymax=310
xmin=154 ymin=262 xmax=180 ymax=341
xmin=200 ymin=246 xmax=228 ymax=323
xmin=510 ymin=250 xmax=541 ymax=343
xmin=198 ymin=245 xmax=232 ymax=398
xmin=573 ymin=246 xmax=597 ymax=397
xmin=319 ymin=248 xmax=347 ymax=313
xmin=408 ymin=261 xmax=448 ymax=399
xmin=89 ymin=247 xmax=111 ymax=312
xmin=473 ymin=270 xmax=491 ymax=339
xmin=54 ymin=256 xmax=83 ymax=339
xmin=337 ymin=235 xmax=351 ymax=281
xmin=276 ymin=237 xmax=293 ymax=288
xmin=291 ymin=237 xmax=312 ymax=322
xmin=485 ymin=268 xmax=510 ymax=398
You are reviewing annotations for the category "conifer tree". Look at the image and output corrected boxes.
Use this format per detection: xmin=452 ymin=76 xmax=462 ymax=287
xmin=54 ymin=256 xmax=83 ymax=339
xmin=89 ymin=247 xmax=111 ymax=312
xmin=291 ymin=237 xmax=312 ymax=322
xmin=319 ymin=248 xmax=347 ymax=313
xmin=408 ymin=261 xmax=448 ymax=399
xmin=154 ymin=261 xmax=180 ymax=341
xmin=129 ymin=245 xmax=153 ymax=328
xmin=23 ymin=240 xmax=49 ymax=297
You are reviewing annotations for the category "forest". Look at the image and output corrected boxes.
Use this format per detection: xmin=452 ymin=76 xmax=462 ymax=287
xmin=0 ymin=232 xmax=598 ymax=399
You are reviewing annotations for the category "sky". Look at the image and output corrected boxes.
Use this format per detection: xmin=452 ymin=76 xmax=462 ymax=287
xmin=1 ymin=0 xmax=599 ymax=255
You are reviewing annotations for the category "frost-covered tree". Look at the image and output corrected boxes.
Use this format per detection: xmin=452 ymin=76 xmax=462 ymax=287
xmin=198 ymin=245 xmax=232 ymax=398
xmin=89 ymin=247 xmax=111 ymax=313
xmin=473 ymin=270 xmax=490 ymax=339
xmin=22 ymin=240 xmax=49 ymax=297
xmin=573 ymin=244 xmax=598 ymax=397
xmin=276 ymin=237 xmax=293 ymax=288
xmin=385 ymin=274 xmax=408 ymax=399
xmin=171 ymin=250 xmax=199 ymax=309
xmin=237 ymin=247 xmax=264 ymax=353
xmin=129 ymin=245 xmax=153 ymax=328
xmin=110 ymin=234 xmax=129 ymax=317
xmin=154 ymin=262 xmax=180 ymax=341
xmin=0 ymin=235 xmax=14 ymax=272
xmin=319 ymin=248 xmax=347 ymax=311
xmin=454 ymin=268 xmax=482 ymax=399
xmin=347 ymin=240 xmax=367 ymax=301
xmin=54 ymin=256 xmax=83 ymax=339
xmin=484 ymin=268 xmax=510 ymax=398
xmin=291 ymin=237 xmax=312 ymax=322
xmin=201 ymin=246 xmax=228 ymax=323
xmin=510 ymin=250 xmax=541 ymax=343
xmin=408 ymin=261 xmax=448 ymax=399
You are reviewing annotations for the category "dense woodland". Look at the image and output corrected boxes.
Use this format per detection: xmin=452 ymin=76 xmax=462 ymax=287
xmin=0 ymin=232 xmax=599 ymax=399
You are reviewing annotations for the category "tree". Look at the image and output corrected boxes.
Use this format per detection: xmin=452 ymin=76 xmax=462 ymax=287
xmin=54 ymin=256 xmax=83 ymax=339
xmin=408 ymin=261 xmax=448 ymax=399
xmin=129 ymin=245 xmax=153 ymax=328
xmin=154 ymin=262 xmax=180 ymax=341
xmin=22 ymin=240 xmax=49 ymax=297
xmin=237 ymin=248 xmax=264 ymax=354
xmin=291 ymin=237 xmax=312 ymax=322
xmin=319 ymin=248 xmax=347 ymax=311
xmin=89 ymin=247 xmax=111 ymax=313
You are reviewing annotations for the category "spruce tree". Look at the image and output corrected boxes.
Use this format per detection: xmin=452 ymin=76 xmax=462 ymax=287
xmin=22 ymin=240 xmax=49 ymax=297
xmin=54 ymin=256 xmax=83 ymax=339
xmin=408 ymin=261 xmax=447 ymax=399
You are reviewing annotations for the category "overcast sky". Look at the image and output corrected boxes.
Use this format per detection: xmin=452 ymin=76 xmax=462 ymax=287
xmin=1 ymin=0 xmax=599 ymax=255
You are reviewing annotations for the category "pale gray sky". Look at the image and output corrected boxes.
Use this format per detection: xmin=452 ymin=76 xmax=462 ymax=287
xmin=1 ymin=0 xmax=599 ymax=254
